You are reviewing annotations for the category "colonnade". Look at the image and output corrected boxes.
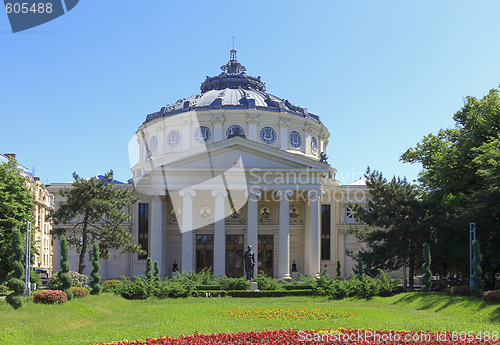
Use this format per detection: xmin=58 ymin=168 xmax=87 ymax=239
xmin=147 ymin=188 xmax=324 ymax=279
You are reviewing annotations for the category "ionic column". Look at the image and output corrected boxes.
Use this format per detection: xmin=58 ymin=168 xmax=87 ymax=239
xmin=179 ymin=189 xmax=196 ymax=273
xmin=245 ymin=190 xmax=262 ymax=278
xmin=307 ymin=190 xmax=323 ymax=276
xmin=148 ymin=189 xmax=165 ymax=276
xmin=277 ymin=190 xmax=293 ymax=279
xmin=212 ymin=189 xmax=228 ymax=278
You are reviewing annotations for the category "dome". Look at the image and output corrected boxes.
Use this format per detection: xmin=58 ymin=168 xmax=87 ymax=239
xmin=144 ymin=50 xmax=322 ymax=125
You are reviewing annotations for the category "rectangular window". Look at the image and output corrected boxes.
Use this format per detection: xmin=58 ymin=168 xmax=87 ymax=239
xmin=138 ymin=203 xmax=149 ymax=259
xmin=321 ymin=204 xmax=331 ymax=261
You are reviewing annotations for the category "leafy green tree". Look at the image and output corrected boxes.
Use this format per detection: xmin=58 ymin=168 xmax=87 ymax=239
xmin=90 ymin=243 xmax=101 ymax=295
xmin=0 ymin=157 xmax=34 ymax=284
xmin=402 ymin=86 xmax=500 ymax=289
xmin=48 ymin=171 xmax=142 ymax=274
xmin=348 ymin=168 xmax=431 ymax=290
xmin=470 ymin=240 xmax=484 ymax=298
xmin=421 ymin=243 xmax=432 ymax=292
xmin=58 ymin=235 xmax=73 ymax=300
xmin=6 ymin=227 xmax=25 ymax=309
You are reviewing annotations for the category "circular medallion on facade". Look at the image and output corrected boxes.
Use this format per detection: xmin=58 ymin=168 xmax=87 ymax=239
xmin=230 ymin=207 xmax=241 ymax=218
xmin=289 ymin=130 xmax=302 ymax=148
xmin=149 ymin=135 xmax=158 ymax=153
xmin=259 ymin=205 xmax=271 ymax=218
xmin=199 ymin=205 xmax=212 ymax=218
xmin=289 ymin=206 xmax=300 ymax=219
xmin=311 ymin=136 xmax=318 ymax=154
xmin=225 ymin=124 xmax=246 ymax=139
xmin=170 ymin=206 xmax=182 ymax=217
xmin=167 ymin=130 xmax=181 ymax=148
xmin=194 ymin=126 xmax=212 ymax=143
xmin=259 ymin=126 xmax=277 ymax=144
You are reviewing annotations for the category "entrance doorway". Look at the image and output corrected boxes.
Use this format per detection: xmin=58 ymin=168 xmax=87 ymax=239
xmin=226 ymin=235 xmax=244 ymax=278
xmin=258 ymin=235 xmax=273 ymax=277
xmin=196 ymin=234 xmax=213 ymax=273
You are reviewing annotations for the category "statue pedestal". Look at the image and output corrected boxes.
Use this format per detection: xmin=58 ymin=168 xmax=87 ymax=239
xmin=248 ymin=282 xmax=258 ymax=291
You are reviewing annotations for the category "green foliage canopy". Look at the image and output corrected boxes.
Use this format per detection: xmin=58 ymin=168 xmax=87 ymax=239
xmin=48 ymin=171 xmax=142 ymax=274
xmin=0 ymin=157 xmax=34 ymax=284
xmin=402 ymin=86 xmax=500 ymax=289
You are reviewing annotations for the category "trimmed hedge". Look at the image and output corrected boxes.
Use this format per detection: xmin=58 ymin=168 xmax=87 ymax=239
xmin=228 ymin=289 xmax=313 ymax=297
xmin=69 ymin=287 xmax=89 ymax=298
xmin=33 ymin=290 xmax=68 ymax=304
xmin=283 ymin=284 xmax=313 ymax=290
xmin=194 ymin=285 xmax=222 ymax=291
xmin=192 ymin=290 xmax=227 ymax=297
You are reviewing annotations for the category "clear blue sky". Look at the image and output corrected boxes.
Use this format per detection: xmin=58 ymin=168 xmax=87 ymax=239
xmin=2 ymin=1 xmax=500 ymax=185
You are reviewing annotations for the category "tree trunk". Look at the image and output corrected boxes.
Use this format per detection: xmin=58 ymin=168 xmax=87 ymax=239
xmin=409 ymin=249 xmax=415 ymax=291
xmin=78 ymin=216 xmax=88 ymax=274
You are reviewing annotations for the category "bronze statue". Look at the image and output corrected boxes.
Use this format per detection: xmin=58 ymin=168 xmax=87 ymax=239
xmin=244 ymin=245 xmax=255 ymax=281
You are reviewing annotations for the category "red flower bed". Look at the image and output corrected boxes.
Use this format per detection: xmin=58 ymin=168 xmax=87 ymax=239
xmin=95 ymin=329 xmax=500 ymax=345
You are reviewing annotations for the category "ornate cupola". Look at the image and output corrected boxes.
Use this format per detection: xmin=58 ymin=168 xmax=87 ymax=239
xmin=200 ymin=49 xmax=266 ymax=92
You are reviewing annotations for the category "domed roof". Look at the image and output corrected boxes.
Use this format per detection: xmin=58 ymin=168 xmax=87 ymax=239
xmin=144 ymin=50 xmax=322 ymax=125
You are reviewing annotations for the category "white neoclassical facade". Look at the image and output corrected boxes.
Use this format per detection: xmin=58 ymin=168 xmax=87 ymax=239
xmin=50 ymin=51 xmax=371 ymax=280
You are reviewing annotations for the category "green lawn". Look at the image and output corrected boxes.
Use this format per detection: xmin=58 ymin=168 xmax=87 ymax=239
xmin=0 ymin=293 xmax=499 ymax=345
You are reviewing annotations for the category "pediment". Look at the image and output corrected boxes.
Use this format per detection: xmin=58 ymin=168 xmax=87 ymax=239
xmin=148 ymin=137 xmax=329 ymax=171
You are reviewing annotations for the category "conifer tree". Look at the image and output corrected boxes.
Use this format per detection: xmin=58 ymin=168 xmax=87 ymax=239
xmin=470 ymin=240 xmax=484 ymax=297
xmin=145 ymin=257 xmax=152 ymax=281
xmin=48 ymin=171 xmax=141 ymax=274
xmin=153 ymin=261 xmax=160 ymax=281
xmin=355 ymin=257 xmax=363 ymax=278
xmin=58 ymin=235 xmax=73 ymax=300
xmin=421 ymin=243 xmax=432 ymax=292
xmin=348 ymin=168 xmax=430 ymax=290
xmin=336 ymin=260 xmax=341 ymax=278
xmin=90 ymin=243 xmax=101 ymax=295
xmin=6 ymin=227 xmax=25 ymax=309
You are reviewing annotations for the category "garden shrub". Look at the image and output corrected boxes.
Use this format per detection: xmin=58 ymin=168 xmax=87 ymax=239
xmin=69 ymin=286 xmax=89 ymax=298
xmin=154 ymin=261 xmax=160 ymax=282
xmin=228 ymin=289 xmax=313 ymax=297
xmin=153 ymin=280 xmax=193 ymax=298
xmin=47 ymin=271 xmax=89 ymax=289
xmin=89 ymin=243 xmax=101 ymax=295
xmin=218 ymin=275 xmax=250 ymax=291
xmin=421 ymin=242 xmax=432 ymax=292
xmin=470 ymin=240 xmax=484 ymax=298
xmin=195 ymin=285 xmax=222 ymax=291
xmin=482 ymin=290 xmax=500 ymax=304
xmin=256 ymin=270 xmax=281 ymax=291
xmin=314 ymin=270 xmax=335 ymax=295
xmin=33 ymin=290 xmax=68 ymax=304
xmin=6 ymin=227 xmax=26 ymax=309
xmin=57 ymin=236 xmax=73 ymax=300
xmin=445 ymin=285 xmax=471 ymax=296
xmin=376 ymin=269 xmax=398 ymax=297
xmin=118 ymin=276 xmax=149 ymax=300
xmin=145 ymin=257 xmax=153 ymax=281
xmin=0 ymin=284 xmax=8 ymax=293
xmin=171 ymin=268 xmax=217 ymax=286
xmin=283 ymin=284 xmax=313 ymax=290
xmin=102 ymin=280 xmax=123 ymax=293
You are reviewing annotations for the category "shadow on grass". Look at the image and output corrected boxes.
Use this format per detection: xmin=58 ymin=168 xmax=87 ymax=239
xmin=392 ymin=292 xmax=500 ymax=322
